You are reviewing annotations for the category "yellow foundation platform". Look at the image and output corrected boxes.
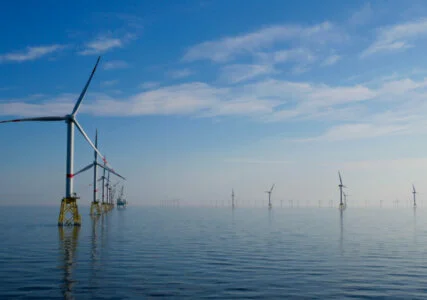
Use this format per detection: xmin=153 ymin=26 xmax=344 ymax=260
xmin=90 ymin=201 xmax=102 ymax=216
xmin=58 ymin=197 xmax=81 ymax=226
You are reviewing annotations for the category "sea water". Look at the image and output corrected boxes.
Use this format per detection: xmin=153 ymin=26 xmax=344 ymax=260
xmin=0 ymin=206 xmax=426 ymax=299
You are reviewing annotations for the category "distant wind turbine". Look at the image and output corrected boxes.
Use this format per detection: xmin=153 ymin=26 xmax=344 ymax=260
xmin=265 ymin=184 xmax=275 ymax=209
xmin=74 ymin=130 xmax=125 ymax=215
xmin=232 ymin=189 xmax=235 ymax=209
xmin=413 ymin=184 xmax=417 ymax=207
xmin=343 ymin=192 xmax=349 ymax=207
xmin=338 ymin=171 xmax=347 ymax=210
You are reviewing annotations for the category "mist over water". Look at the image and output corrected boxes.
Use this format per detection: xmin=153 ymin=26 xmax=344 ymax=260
xmin=0 ymin=205 xmax=426 ymax=299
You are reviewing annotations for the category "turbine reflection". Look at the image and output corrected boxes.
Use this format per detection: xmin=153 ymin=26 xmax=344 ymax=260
xmin=58 ymin=226 xmax=80 ymax=299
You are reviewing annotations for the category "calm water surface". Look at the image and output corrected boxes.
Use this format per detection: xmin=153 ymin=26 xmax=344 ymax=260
xmin=0 ymin=206 xmax=426 ymax=299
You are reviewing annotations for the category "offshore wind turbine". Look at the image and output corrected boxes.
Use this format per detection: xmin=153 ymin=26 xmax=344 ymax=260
xmin=106 ymin=170 xmax=111 ymax=210
xmin=231 ymin=188 xmax=235 ymax=209
xmin=343 ymin=192 xmax=349 ymax=207
xmin=412 ymin=184 xmax=417 ymax=207
xmin=74 ymin=130 xmax=125 ymax=215
xmin=338 ymin=171 xmax=347 ymax=210
xmin=98 ymin=157 xmax=108 ymax=211
xmin=265 ymin=184 xmax=275 ymax=209
xmin=117 ymin=185 xmax=127 ymax=208
xmin=0 ymin=57 xmax=119 ymax=226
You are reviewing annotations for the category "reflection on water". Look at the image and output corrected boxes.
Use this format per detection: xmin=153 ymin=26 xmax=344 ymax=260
xmin=339 ymin=209 xmax=344 ymax=255
xmin=89 ymin=215 xmax=101 ymax=296
xmin=58 ymin=226 xmax=80 ymax=300
xmin=413 ymin=207 xmax=417 ymax=245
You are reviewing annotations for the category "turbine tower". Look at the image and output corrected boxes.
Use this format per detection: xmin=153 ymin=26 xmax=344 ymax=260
xmin=231 ymin=189 xmax=235 ymax=209
xmin=338 ymin=171 xmax=347 ymax=210
xmin=265 ymin=184 xmax=275 ymax=209
xmin=74 ymin=130 xmax=125 ymax=215
xmin=0 ymin=57 xmax=121 ymax=226
xmin=99 ymin=157 xmax=107 ymax=212
xmin=413 ymin=184 xmax=417 ymax=207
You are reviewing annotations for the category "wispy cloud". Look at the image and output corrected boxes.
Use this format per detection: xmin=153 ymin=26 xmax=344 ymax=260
xmin=183 ymin=22 xmax=342 ymax=62
xmin=139 ymin=81 xmax=161 ymax=90
xmin=220 ymin=64 xmax=276 ymax=83
xmin=321 ymin=54 xmax=341 ymax=66
xmin=168 ymin=69 xmax=193 ymax=79
xmin=300 ymin=123 xmax=408 ymax=142
xmin=101 ymin=80 xmax=119 ymax=87
xmin=268 ymin=48 xmax=316 ymax=64
xmin=0 ymin=45 xmax=64 ymax=63
xmin=4 ymin=74 xmax=427 ymax=142
xmin=103 ymin=60 xmax=129 ymax=70
xmin=348 ymin=2 xmax=373 ymax=26
xmin=361 ymin=19 xmax=427 ymax=57
xmin=0 ymin=80 xmax=376 ymax=120
xmin=79 ymin=34 xmax=134 ymax=55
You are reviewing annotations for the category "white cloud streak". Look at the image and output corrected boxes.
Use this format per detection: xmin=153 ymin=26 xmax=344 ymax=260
xmin=0 ymin=45 xmax=64 ymax=63
xmin=361 ymin=19 xmax=427 ymax=57
xmin=321 ymin=54 xmax=341 ymax=66
xmin=168 ymin=69 xmax=193 ymax=79
xmin=79 ymin=34 xmax=135 ymax=55
xmin=101 ymin=80 xmax=119 ymax=87
xmin=103 ymin=60 xmax=129 ymax=70
xmin=3 ymin=74 xmax=427 ymax=141
xmin=183 ymin=22 xmax=342 ymax=62
xmin=220 ymin=64 xmax=276 ymax=83
xmin=139 ymin=82 xmax=161 ymax=90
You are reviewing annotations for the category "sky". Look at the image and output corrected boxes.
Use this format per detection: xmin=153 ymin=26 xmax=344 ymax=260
xmin=1 ymin=0 xmax=427 ymax=207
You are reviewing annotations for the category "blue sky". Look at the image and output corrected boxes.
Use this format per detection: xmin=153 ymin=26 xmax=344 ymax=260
xmin=1 ymin=1 xmax=427 ymax=207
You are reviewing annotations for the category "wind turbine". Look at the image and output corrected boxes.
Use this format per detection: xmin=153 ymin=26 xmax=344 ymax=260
xmin=98 ymin=157 xmax=109 ymax=212
xmin=74 ymin=130 xmax=125 ymax=215
xmin=231 ymin=189 xmax=235 ymax=209
xmin=265 ymin=184 xmax=275 ymax=209
xmin=338 ymin=171 xmax=347 ymax=210
xmin=0 ymin=57 xmax=120 ymax=226
xmin=117 ymin=185 xmax=127 ymax=208
xmin=412 ymin=184 xmax=417 ymax=207
xmin=343 ymin=192 xmax=349 ymax=208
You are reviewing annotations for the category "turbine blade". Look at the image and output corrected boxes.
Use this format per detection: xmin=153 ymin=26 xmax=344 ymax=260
xmin=270 ymin=183 xmax=275 ymax=192
xmin=74 ymin=163 xmax=94 ymax=176
xmin=338 ymin=171 xmax=343 ymax=185
xmin=71 ymin=56 xmax=101 ymax=116
xmin=73 ymin=118 xmax=106 ymax=163
xmin=0 ymin=116 xmax=65 ymax=124
xmin=96 ymin=162 xmax=126 ymax=180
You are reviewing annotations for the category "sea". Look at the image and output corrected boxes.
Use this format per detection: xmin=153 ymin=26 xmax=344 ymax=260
xmin=0 ymin=205 xmax=426 ymax=299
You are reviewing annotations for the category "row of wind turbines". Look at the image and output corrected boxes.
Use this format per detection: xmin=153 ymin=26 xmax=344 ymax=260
xmin=0 ymin=57 xmax=126 ymax=226
xmin=229 ymin=171 xmax=418 ymax=209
